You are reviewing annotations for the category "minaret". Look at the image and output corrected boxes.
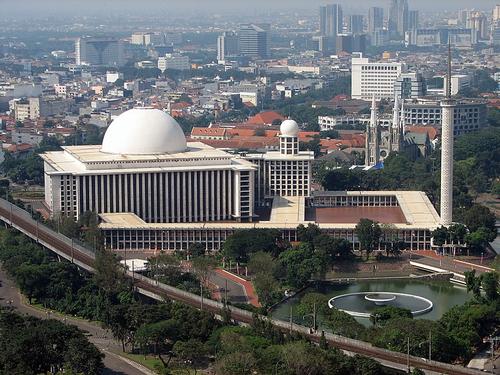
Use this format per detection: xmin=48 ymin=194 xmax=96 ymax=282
xmin=390 ymin=95 xmax=400 ymax=153
xmin=440 ymin=40 xmax=455 ymax=226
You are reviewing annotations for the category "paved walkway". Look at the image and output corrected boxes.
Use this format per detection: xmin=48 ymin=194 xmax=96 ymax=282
xmin=0 ymin=267 xmax=153 ymax=375
xmin=411 ymin=251 xmax=494 ymax=275
xmin=214 ymin=269 xmax=260 ymax=307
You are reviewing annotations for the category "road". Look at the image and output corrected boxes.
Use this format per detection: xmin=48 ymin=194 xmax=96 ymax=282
xmin=0 ymin=267 xmax=153 ymax=375
xmin=0 ymin=199 xmax=485 ymax=375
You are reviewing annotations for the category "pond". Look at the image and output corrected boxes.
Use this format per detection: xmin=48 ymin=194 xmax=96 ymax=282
xmin=270 ymin=279 xmax=472 ymax=327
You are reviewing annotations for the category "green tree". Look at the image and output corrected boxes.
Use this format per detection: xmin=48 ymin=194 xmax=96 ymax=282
xmin=464 ymin=270 xmax=482 ymax=299
xmin=370 ymin=306 xmax=412 ymax=326
xmin=480 ymin=272 xmax=499 ymax=302
xmin=188 ymin=242 xmax=206 ymax=258
xmin=355 ymin=219 xmax=382 ymax=259
xmin=223 ymin=229 xmax=282 ymax=262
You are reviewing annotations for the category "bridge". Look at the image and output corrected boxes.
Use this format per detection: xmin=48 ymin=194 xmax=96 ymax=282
xmin=0 ymin=198 xmax=483 ymax=375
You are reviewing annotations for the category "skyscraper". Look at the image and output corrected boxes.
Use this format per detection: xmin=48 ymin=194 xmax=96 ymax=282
xmin=217 ymin=31 xmax=239 ymax=62
xmin=408 ymin=10 xmax=419 ymax=31
xmin=75 ymin=37 xmax=126 ymax=67
xmin=319 ymin=4 xmax=343 ymax=37
xmin=239 ymin=24 xmax=270 ymax=59
xmin=368 ymin=7 xmax=384 ymax=33
xmin=388 ymin=0 xmax=409 ymax=38
xmin=347 ymin=15 xmax=364 ymax=34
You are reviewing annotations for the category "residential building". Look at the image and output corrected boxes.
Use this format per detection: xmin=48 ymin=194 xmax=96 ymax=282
xmin=388 ymin=0 xmax=409 ymax=38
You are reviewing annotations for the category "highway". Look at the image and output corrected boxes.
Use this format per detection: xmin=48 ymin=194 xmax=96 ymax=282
xmin=0 ymin=198 xmax=484 ymax=375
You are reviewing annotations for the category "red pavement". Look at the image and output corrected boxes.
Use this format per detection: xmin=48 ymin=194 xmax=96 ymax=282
xmin=215 ymin=269 xmax=261 ymax=307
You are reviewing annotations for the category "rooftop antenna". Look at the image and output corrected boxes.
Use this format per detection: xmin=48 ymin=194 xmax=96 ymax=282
xmin=446 ymin=37 xmax=452 ymax=100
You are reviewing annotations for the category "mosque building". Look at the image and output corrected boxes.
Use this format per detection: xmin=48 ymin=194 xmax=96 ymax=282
xmin=42 ymin=107 xmax=441 ymax=252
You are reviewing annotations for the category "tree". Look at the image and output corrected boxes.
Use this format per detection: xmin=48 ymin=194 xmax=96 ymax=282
xmin=192 ymin=256 xmax=217 ymax=288
xmin=215 ymin=351 xmax=257 ymax=375
xmin=93 ymin=249 xmax=129 ymax=295
xmin=248 ymin=251 xmax=276 ymax=276
xmin=324 ymin=308 xmax=366 ymax=340
xmin=355 ymin=219 xmax=382 ymax=259
xmin=188 ymin=242 xmax=206 ymax=258
xmin=464 ymin=270 xmax=482 ymax=299
xmin=370 ymin=306 xmax=412 ymax=326
xmin=481 ymin=272 xmax=499 ymax=302
xmin=297 ymin=223 xmax=321 ymax=243
xmin=173 ymin=339 xmax=208 ymax=365
xmin=223 ymin=229 xmax=282 ymax=262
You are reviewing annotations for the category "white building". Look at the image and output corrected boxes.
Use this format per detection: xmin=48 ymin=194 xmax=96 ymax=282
xmin=42 ymin=109 xmax=256 ymax=222
xmin=41 ymin=108 xmax=440 ymax=252
xmin=245 ymin=120 xmax=314 ymax=203
xmin=351 ymin=53 xmax=405 ymax=100
xmin=158 ymin=54 xmax=190 ymax=72
xmin=443 ymin=74 xmax=471 ymax=96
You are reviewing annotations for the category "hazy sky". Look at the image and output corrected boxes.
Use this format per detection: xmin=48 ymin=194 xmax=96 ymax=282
xmin=1 ymin=0 xmax=498 ymax=17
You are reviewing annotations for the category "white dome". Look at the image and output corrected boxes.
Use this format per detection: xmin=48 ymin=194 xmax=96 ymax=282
xmin=280 ymin=119 xmax=299 ymax=137
xmin=101 ymin=108 xmax=187 ymax=155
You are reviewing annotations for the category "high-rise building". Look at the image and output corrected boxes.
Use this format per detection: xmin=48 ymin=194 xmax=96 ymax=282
xmin=217 ymin=31 xmax=239 ymax=62
xmin=75 ymin=37 xmax=126 ymax=67
xmin=393 ymin=72 xmax=426 ymax=99
xmin=319 ymin=4 xmax=343 ymax=37
xmin=131 ymin=32 xmax=164 ymax=46
xmin=347 ymin=15 xmax=364 ymax=34
xmin=351 ymin=53 xmax=406 ymax=100
xmin=368 ymin=7 xmax=384 ymax=33
xmin=388 ymin=0 xmax=409 ymax=38
xmin=239 ymin=24 xmax=270 ymax=59
xmin=493 ymin=5 xmax=500 ymax=23
xmin=467 ymin=11 xmax=489 ymax=40
xmin=408 ymin=10 xmax=419 ymax=30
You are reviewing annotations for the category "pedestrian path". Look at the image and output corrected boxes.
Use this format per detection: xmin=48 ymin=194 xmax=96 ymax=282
xmin=214 ymin=268 xmax=260 ymax=307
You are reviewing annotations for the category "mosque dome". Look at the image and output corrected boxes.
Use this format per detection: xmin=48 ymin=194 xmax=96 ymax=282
xmin=101 ymin=108 xmax=187 ymax=155
xmin=280 ymin=119 xmax=299 ymax=137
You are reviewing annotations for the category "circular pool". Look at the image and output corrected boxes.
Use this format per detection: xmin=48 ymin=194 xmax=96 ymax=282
xmin=328 ymin=292 xmax=433 ymax=318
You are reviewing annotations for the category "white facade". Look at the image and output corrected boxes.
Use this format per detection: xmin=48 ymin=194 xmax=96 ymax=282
xmin=42 ymin=109 xmax=255 ymax=223
xmin=245 ymin=120 xmax=314 ymax=203
xmin=158 ymin=54 xmax=190 ymax=72
xmin=351 ymin=54 xmax=405 ymax=100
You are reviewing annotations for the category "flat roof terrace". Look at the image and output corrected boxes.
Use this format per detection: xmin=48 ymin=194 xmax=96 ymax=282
xmin=308 ymin=206 xmax=407 ymax=224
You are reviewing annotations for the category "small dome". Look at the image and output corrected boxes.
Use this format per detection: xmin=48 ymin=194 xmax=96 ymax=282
xmin=101 ymin=108 xmax=187 ymax=155
xmin=280 ymin=119 xmax=299 ymax=137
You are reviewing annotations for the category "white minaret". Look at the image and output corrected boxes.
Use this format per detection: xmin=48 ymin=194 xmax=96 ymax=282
xmin=440 ymin=41 xmax=455 ymax=226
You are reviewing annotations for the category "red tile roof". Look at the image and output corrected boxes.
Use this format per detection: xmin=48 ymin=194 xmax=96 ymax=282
xmin=247 ymin=111 xmax=285 ymax=125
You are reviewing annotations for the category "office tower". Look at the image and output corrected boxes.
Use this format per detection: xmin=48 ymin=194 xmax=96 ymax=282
xmin=239 ymin=24 xmax=270 ymax=59
xmin=347 ymin=15 xmax=364 ymax=34
xmin=388 ymin=0 xmax=409 ymax=38
xmin=75 ymin=37 xmax=126 ymax=67
xmin=131 ymin=32 xmax=164 ymax=46
xmin=494 ymin=5 xmax=500 ymax=23
xmin=217 ymin=31 xmax=239 ymax=62
xmin=467 ymin=12 xmax=489 ymax=40
xmin=319 ymin=4 xmax=343 ymax=37
xmin=458 ymin=9 xmax=470 ymax=26
xmin=408 ymin=10 xmax=419 ymax=30
xmin=440 ymin=43 xmax=455 ymax=226
xmin=393 ymin=72 xmax=426 ymax=99
xmin=351 ymin=53 xmax=405 ymax=100
xmin=368 ymin=7 xmax=384 ymax=33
